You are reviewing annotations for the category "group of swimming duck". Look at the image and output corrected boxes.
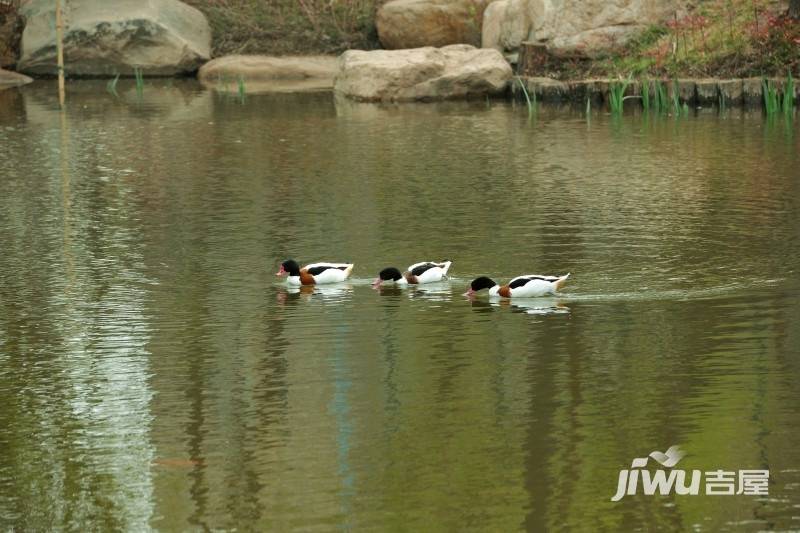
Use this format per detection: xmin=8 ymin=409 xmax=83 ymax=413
xmin=276 ymin=259 xmax=570 ymax=298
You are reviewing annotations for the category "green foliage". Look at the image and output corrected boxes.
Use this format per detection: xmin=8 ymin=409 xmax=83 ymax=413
xmin=751 ymin=13 xmax=800 ymax=73
xmin=632 ymin=24 xmax=670 ymax=49
xmin=762 ymin=74 xmax=796 ymax=118
xmin=653 ymin=80 xmax=668 ymax=113
xmin=606 ymin=56 xmax=656 ymax=77
xmin=762 ymin=78 xmax=779 ymax=114
xmin=609 ymin=76 xmax=633 ymax=114
xmin=641 ymin=80 xmax=650 ymax=111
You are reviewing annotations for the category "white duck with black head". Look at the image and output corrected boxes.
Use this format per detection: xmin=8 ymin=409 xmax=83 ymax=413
xmin=372 ymin=260 xmax=452 ymax=288
xmin=276 ymin=259 xmax=354 ymax=286
xmin=465 ymin=273 xmax=570 ymax=298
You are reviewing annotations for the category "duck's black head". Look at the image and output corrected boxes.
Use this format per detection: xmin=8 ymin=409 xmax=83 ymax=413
xmin=379 ymin=267 xmax=403 ymax=282
xmin=373 ymin=266 xmax=403 ymax=288
xmin=277 ymin=259 xmax=301 ymax=276
xmin=466 ymin=276 xmax=497 ymax=295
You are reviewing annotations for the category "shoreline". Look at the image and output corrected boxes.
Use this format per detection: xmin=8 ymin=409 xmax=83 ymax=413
xmin=5 ymin=68 xmax=799 ymax=110
xmin=511 ymin=76 xmax=798 ymax=108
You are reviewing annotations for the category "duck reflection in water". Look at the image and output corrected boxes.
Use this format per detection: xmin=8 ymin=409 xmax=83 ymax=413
xmin=276 ymin=283 xmax=353 ymax=305
xmin=374 ymin=285 xmax=405 ymax=297
xmin=409 ymin=280 xmax=452 ymax=302
xmin=466 ymin=294 xmax=569 ymax=316
xmin=503 ymin=298 xmax=570 ymax=316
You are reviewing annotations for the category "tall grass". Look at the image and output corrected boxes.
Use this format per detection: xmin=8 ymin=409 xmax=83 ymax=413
xmin=762 ymin=78 xmax=779 ymax=114
xmin=641 ymin=80 xmax=650 ymax=111
xmin=106 ymin=73 xmax=120 ymax=96
xmin=671 ymin=80 xmax=681 ymax=114
xmin=609 ymin=77 xmax=633 ymax=114
xmin=653 ymin=80 xmax=668 ymax=112
xmin=134 ymin=67 xmax=144 ymax=97
xmin=237 ymin=74 xmax=246 ymax=103
xmin=516 ymin=76 xmax=535 ymax=115
xmin=783 ymin=73 xmax=795 ymax=117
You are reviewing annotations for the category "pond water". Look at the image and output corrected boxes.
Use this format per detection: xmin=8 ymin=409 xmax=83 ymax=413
xmin=0 ymin=81 xmax=799 ymax=531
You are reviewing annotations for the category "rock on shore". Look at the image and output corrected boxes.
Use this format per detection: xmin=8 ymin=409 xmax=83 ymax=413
xmin=334 ymin=44 xmax=512 ymax=102
xmin=17 ymin=0 xmax=210 ymax=77
xmin=198 ymin=55 xmax=338 ymax=93
xmin=483 ymin=0 xmax=681 ymax=58
xmin=377 ymin=0 xmax=490 ymax=49
xmin=0 ymin=67 xmax=32 ymax=87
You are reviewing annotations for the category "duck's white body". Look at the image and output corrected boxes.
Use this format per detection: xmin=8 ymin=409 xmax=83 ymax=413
xmin=286 ymin=262 xmax=354 ymax=286
xmin=374 ymin=261 xmax=452 ymax=288
xmin=468 ymin=273 xmax=570 ymax=298
xmin=405 ymin=261 xmax=452 ymax=284
xmin=500 ymin=274 xmax=569 ymax=297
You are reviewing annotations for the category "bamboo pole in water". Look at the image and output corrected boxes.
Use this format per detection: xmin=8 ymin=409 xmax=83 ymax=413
xmin=55 ymin=0 xmax=65 ymax=107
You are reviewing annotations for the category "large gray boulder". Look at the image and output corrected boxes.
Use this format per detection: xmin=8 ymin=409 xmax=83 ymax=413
xmin=377 ymin=0 xmax=491 ymax=49
xmin=481 ymin=0 xmax=530 ymax=58
xmin=483 ymin=0 xmax=681 ymax=58
xmin=17 ymin=0 xmax=210 ymax=76
xmin=0 ymin=67 xmax=32 ymax=87
xmin=198 ymin=55 xmax=338 ymax=93
xmin=334 ymin=44 xmax=512 ymax=102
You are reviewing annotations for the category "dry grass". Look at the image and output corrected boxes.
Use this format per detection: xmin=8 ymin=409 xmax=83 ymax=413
xmin=184 ymin=0 xmax=388 ymax=56
xmin=525 ymin=0 xmax=799 ymax=79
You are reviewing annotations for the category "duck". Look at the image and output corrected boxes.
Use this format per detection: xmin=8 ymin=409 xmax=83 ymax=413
xmin=465 ymin=273 xmax=570 ymax=298
xmin=372 ymin=260 xmax=452 ymax=288
xmin=276 ymin=259 xmax=354 ymax=286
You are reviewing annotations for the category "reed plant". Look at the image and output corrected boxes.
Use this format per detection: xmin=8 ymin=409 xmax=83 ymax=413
xmin=653 ymin=80 xmax=668 ymax=113
xmin=215 ymin=74 xmax=230 ymax=96
xmin=134 ymin=67 xmax=144 ymax=97
xmin=609 ymin=76 xmax=633 ymax=114
xmin=237 ymin=75 xmax=247 ymax=103
xmin=516 ymin=76 xmax=536 ymax=115
xmin=762 ymin=78 xmax=779 ymax=114
xmin=641 ymin=80 xmax=650 ymax=111
xmin=106 ymin=73 xmax=120 ymax=96
xmin=783 ymin=73 xmax=795 ymax=116
xmin=671 ymin=80 xmax=681 ymax=114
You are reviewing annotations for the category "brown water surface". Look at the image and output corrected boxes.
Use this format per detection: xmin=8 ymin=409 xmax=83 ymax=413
xmin=0 ymin=81 xmax=799 ymax=531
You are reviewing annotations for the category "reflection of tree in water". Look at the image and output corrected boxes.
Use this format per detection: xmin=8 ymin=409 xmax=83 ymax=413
xmin=2 ymin=83 xmax=800 ymax=530
xmin=0 ymin=88 xmax=25 ymax=123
